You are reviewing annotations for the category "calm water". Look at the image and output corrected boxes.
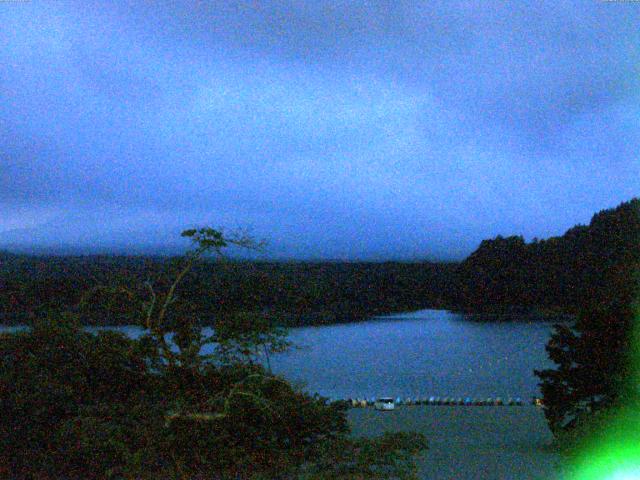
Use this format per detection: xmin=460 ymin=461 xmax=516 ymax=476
xmin=0 ymin=309 xmax=560 ymax=400
xmin=269 ymin=309 xmax=558 ymax=400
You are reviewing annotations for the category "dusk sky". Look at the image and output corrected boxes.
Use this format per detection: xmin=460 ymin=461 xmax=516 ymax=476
xmin=1 ymin=1 xmax=639 ymax=260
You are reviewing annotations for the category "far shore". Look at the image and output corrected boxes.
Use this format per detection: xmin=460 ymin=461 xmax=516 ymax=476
xmin=0 ymin=303 xmax=576 ymax=329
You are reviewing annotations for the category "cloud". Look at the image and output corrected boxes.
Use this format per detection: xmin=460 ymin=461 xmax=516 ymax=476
xmin=0 ymin=1 xmax=638 ymax=259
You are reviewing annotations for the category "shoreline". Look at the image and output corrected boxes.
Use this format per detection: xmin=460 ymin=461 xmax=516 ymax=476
xmin=0 ymin=303 xmax=576 ymax=329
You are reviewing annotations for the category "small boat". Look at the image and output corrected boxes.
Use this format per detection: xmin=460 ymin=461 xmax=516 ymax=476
xmin=374 ymin=397 xmax=396 ymax=411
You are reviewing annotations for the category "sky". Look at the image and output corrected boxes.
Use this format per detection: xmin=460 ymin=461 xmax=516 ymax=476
xmin=1 ymin=1 xmax=639 ymax=260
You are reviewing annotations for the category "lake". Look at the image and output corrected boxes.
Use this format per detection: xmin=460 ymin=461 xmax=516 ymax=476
xmin=0 ymin=309 xmax=561 ymax=401
xmin=270 ymin=309 xmax=559 ymax=400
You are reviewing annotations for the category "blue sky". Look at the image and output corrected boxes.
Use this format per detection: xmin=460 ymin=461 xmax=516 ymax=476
xmin=1 ymin=1 xmax=639 ymax=260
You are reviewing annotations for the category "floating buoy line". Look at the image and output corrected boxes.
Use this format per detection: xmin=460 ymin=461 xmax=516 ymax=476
xmin=330 ymin=397 xmax=544 ymax=407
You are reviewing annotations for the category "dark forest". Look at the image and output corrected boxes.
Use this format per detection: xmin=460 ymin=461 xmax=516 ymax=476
xmin=1 ymin=198 xmax=638 ymax=326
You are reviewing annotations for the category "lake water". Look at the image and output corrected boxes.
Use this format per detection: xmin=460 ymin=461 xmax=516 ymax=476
xmin=270 ymin=309 xmax=559 ymax=400
xmin=0 ymin=309 xmax=561 ymax=401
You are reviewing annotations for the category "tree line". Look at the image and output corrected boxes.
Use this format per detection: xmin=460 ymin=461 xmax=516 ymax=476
xmin=454 ymin=198 xmax=640 ymax=315
xmin=0 ymin=254 xmax=456 ymax=327
xmin=1 ymin=198 xmax=638 ymax=326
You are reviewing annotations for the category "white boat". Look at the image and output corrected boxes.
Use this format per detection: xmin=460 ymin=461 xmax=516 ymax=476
xmin=374 ymin=397 xmax=396 ymax=411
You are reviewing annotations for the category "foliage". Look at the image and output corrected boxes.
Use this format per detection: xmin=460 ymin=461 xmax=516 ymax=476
xmin=0 ymin=311 xmax=162 ymax=479
xmin=0 ymin=227 xmax=427 ymax=479
xmin=0 ymin=254 xmax=456 ymax=327
xmin=534 ymin=199 xmax=640 ymax=443
xmin=456 ymin=197 xmax=640 ymax=315
xmin=163 ymin=376 xmax=351 ymax=479
xmin=213 ymin=311 xmax=292 ymax=370
xmin=534 ymin=299 xmax=637 ymax=438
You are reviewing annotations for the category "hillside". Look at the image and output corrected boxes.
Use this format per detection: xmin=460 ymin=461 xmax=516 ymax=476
xmin=454 ymin=198 xmax=640 ymax=314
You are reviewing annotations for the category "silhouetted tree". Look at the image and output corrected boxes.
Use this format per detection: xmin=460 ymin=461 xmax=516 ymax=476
xmin=535 ymin=199 xmax=640 ymax=440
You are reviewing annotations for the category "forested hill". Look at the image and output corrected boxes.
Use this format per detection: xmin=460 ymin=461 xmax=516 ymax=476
xmin=1 ymin=198 xmax=638 ymax=325
xmin=0 ymin=255 xmax=457 ymax=326
xmin=453 ymin=198 xmax=640 ymax=314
